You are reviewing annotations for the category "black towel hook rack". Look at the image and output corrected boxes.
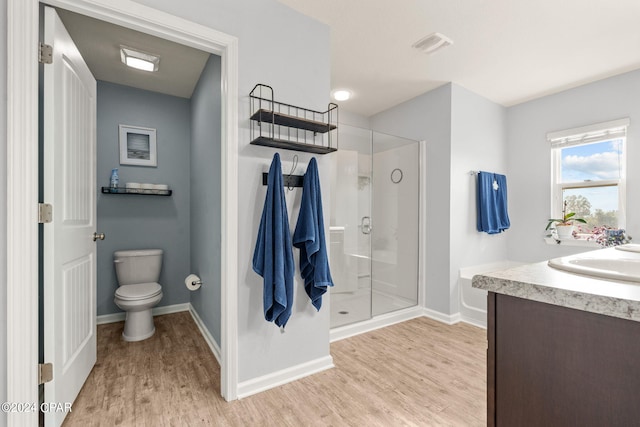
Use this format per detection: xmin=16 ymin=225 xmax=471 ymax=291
xmin=261 ymin=154 xmax=305 ymax=188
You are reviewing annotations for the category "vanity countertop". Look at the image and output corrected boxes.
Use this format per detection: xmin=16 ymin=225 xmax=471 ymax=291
xmin=472 ymin=247 xmax=640 ymax=323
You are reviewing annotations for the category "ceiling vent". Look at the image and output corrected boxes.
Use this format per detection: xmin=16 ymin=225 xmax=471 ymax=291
xmin=412 ymin=32 xmax=453 ymax=55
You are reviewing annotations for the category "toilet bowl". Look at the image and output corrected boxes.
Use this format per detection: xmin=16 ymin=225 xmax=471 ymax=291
xmin=113 ymin=249 xmax=164 ymax=341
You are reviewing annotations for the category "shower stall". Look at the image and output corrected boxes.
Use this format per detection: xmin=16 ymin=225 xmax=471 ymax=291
xmin=329 ymin=124 xmax=419 ymax=329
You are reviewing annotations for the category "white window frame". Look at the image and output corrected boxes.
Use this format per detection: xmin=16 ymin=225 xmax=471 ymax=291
xmin=548 ymin=118 xmax=629 ymax=236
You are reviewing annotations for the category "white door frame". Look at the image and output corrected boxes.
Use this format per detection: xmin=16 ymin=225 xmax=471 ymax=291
xmin=7 ymin=1 xmax=239 ymax=423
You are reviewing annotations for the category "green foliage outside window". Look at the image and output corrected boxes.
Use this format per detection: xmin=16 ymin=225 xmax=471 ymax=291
xmin=565 ymin=194 xmax=618 ymax=229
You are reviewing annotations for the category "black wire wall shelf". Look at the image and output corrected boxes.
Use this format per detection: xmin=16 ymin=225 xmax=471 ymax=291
xmin=250 ymin=84 xmax=338 ymax=154
xmin=250 ymin=109 xmax=337 ymax=133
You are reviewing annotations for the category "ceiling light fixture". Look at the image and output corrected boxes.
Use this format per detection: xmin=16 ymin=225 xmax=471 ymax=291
xmin=120 ymin=46 xmax=160 ymax=72
xmin=332 ymin=89 xmax=352 ymax=101
xmin=412 ymin=32 xmax=453 ymax=55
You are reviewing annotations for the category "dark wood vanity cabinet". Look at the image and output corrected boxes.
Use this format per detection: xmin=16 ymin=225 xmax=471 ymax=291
xmin=487 ymin=292 xmax=640 ymax=426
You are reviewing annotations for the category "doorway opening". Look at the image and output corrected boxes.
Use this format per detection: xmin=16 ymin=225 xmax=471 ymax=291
xmin=40 ymin=5 xmax=225 ymax=424
xmin=7 ymin=1 xmax=239 ymax=425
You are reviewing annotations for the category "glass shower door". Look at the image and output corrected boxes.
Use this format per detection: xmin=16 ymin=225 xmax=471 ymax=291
xmin=329 ymin=125 xmax=372 ymax=328
xmin=371 ymin=132 xmax=419 ymax=316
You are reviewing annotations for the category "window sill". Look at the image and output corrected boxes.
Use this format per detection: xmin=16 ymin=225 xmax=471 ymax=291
xmin=544 ymin=236 xmax=601 ymax=248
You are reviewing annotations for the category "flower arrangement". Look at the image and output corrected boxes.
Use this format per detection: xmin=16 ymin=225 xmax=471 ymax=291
xmin=574 ymin=225 xmax=632 ymax=247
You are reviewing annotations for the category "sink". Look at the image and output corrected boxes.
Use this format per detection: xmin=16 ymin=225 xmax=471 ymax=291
xmin=615 ymin=244 xmax=640 ymax=253
xmin=548 ymin=249 xmax=640 ymax=282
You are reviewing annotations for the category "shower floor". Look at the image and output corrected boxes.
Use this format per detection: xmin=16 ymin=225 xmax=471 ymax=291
xmin=330 ymin=283 xmax=416 ymax=329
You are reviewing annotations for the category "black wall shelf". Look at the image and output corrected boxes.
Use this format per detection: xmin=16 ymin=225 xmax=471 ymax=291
xmin=250 ymin=84 xmax=338 ymax=154
xmin=101 ymin=187 xmax=172 ymax=196
xmin=250 ymin=109 xmax=337 ymax=134
xmin=251 ymin=136 xmax=337 ymax=154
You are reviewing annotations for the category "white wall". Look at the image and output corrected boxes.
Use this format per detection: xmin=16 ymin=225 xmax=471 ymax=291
xmin=330 ymin=124 xmax=372 ymax=255
xmin=133 ymin=0 xmax=332 ymax=383
xmin=370 ymin=84 xmax=452 ymax=315
xmin=0 ymin=1 xmax=7 ymax=424
xmin=507 ymin=68 xmax=640 ymax=263
xmin=330 ymin=149 xmax=359 ymax=252
xmin=329 ymin=125 xmax=372 ymax=298
xmin=339 ymin=109 xmax=371 ymax=129
xmin=449 ymin=84 xmax=508 ymax=315
xmin=327 ymin=158 xmax=359 ymax=295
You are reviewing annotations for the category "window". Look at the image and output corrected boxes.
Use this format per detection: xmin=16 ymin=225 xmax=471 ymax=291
xmin=548 ymin=118 xmax=628 ymax=231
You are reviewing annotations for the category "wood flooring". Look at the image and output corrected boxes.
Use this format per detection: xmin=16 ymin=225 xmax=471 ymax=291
xmin=63 ymin=312 xmax=486 ymax=426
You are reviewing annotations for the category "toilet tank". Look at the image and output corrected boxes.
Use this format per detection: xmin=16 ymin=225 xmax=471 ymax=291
xmin=114 ymin=249 xmax=163 ymax=285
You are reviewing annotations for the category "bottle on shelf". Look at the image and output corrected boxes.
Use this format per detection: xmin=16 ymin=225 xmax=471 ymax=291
xmin=110 ymin=168 xmax=119 ymax=191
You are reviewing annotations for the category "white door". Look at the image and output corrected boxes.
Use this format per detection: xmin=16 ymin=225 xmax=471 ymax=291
xmin=43 ymin=6 xmax=97 ymax=426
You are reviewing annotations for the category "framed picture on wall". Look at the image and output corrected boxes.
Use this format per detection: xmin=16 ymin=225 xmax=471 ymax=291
xmin=119 ymin=124 xmax=157 ymax=167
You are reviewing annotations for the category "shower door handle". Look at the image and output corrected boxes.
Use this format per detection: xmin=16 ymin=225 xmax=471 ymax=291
xmin=361 ymin=216 xmax=372 ymax=234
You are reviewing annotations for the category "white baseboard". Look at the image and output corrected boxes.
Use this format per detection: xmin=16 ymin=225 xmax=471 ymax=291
xmin=330 ymin=306 xmax=424 ymax=342
xmin=420 ymin=307 xmax=461 ymax=325
xmin=188 ymin=304 xmax=222 ymax=365
xmin=237 ymin=356 xmax=334 ymax=399
xmin=96 ymin=312 xmax=126 ymax=325
xmin=96 ymin=303 xmax=190 ymax=325
xmin=330 ymin=305 xmax=485 ymax=344
xmin=423 ymin=307 xmax=487 ymax=329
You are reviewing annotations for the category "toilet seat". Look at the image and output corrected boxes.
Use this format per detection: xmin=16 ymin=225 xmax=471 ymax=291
xmin=115 ymin=282 xmax=162 ymax=301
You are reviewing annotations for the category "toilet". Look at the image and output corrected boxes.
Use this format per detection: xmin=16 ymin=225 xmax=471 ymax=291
xmin=113 ymin=249 xmax=164 ymax=341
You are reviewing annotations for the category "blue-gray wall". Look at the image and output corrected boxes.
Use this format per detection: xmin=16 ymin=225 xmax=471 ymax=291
xmin=96 ymin=81 xmax=191 ymax=315
xmin=0 ymin=1 xmax=7 ymax=425
xmin=189 ymin=55 xmax=222 ymax=346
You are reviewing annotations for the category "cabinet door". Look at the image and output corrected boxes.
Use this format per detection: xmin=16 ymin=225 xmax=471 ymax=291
xmin=493 ymin=294 xmax=640 ymax=426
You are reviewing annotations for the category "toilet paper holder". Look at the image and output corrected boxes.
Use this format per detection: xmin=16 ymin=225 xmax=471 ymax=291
xmin=185 ymin=274 xmax=203 ymax=291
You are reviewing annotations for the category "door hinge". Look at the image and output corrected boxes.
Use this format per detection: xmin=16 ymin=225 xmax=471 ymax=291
xmin=38 ymin=363 xmax=53 ymax=385
xmin=39 ymin=43 xmax=53 ymax=64
xmin=38 ymin=203 xmax=53 ymax=224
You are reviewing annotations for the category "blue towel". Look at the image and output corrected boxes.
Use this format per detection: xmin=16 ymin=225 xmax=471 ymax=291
xmin=252 ymin=153 xmax=295 ymax=327
xmin=476 ymin=171 xmax=510 ymax=234
xmin=293 ymin=158 xmax=334 ymax=311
